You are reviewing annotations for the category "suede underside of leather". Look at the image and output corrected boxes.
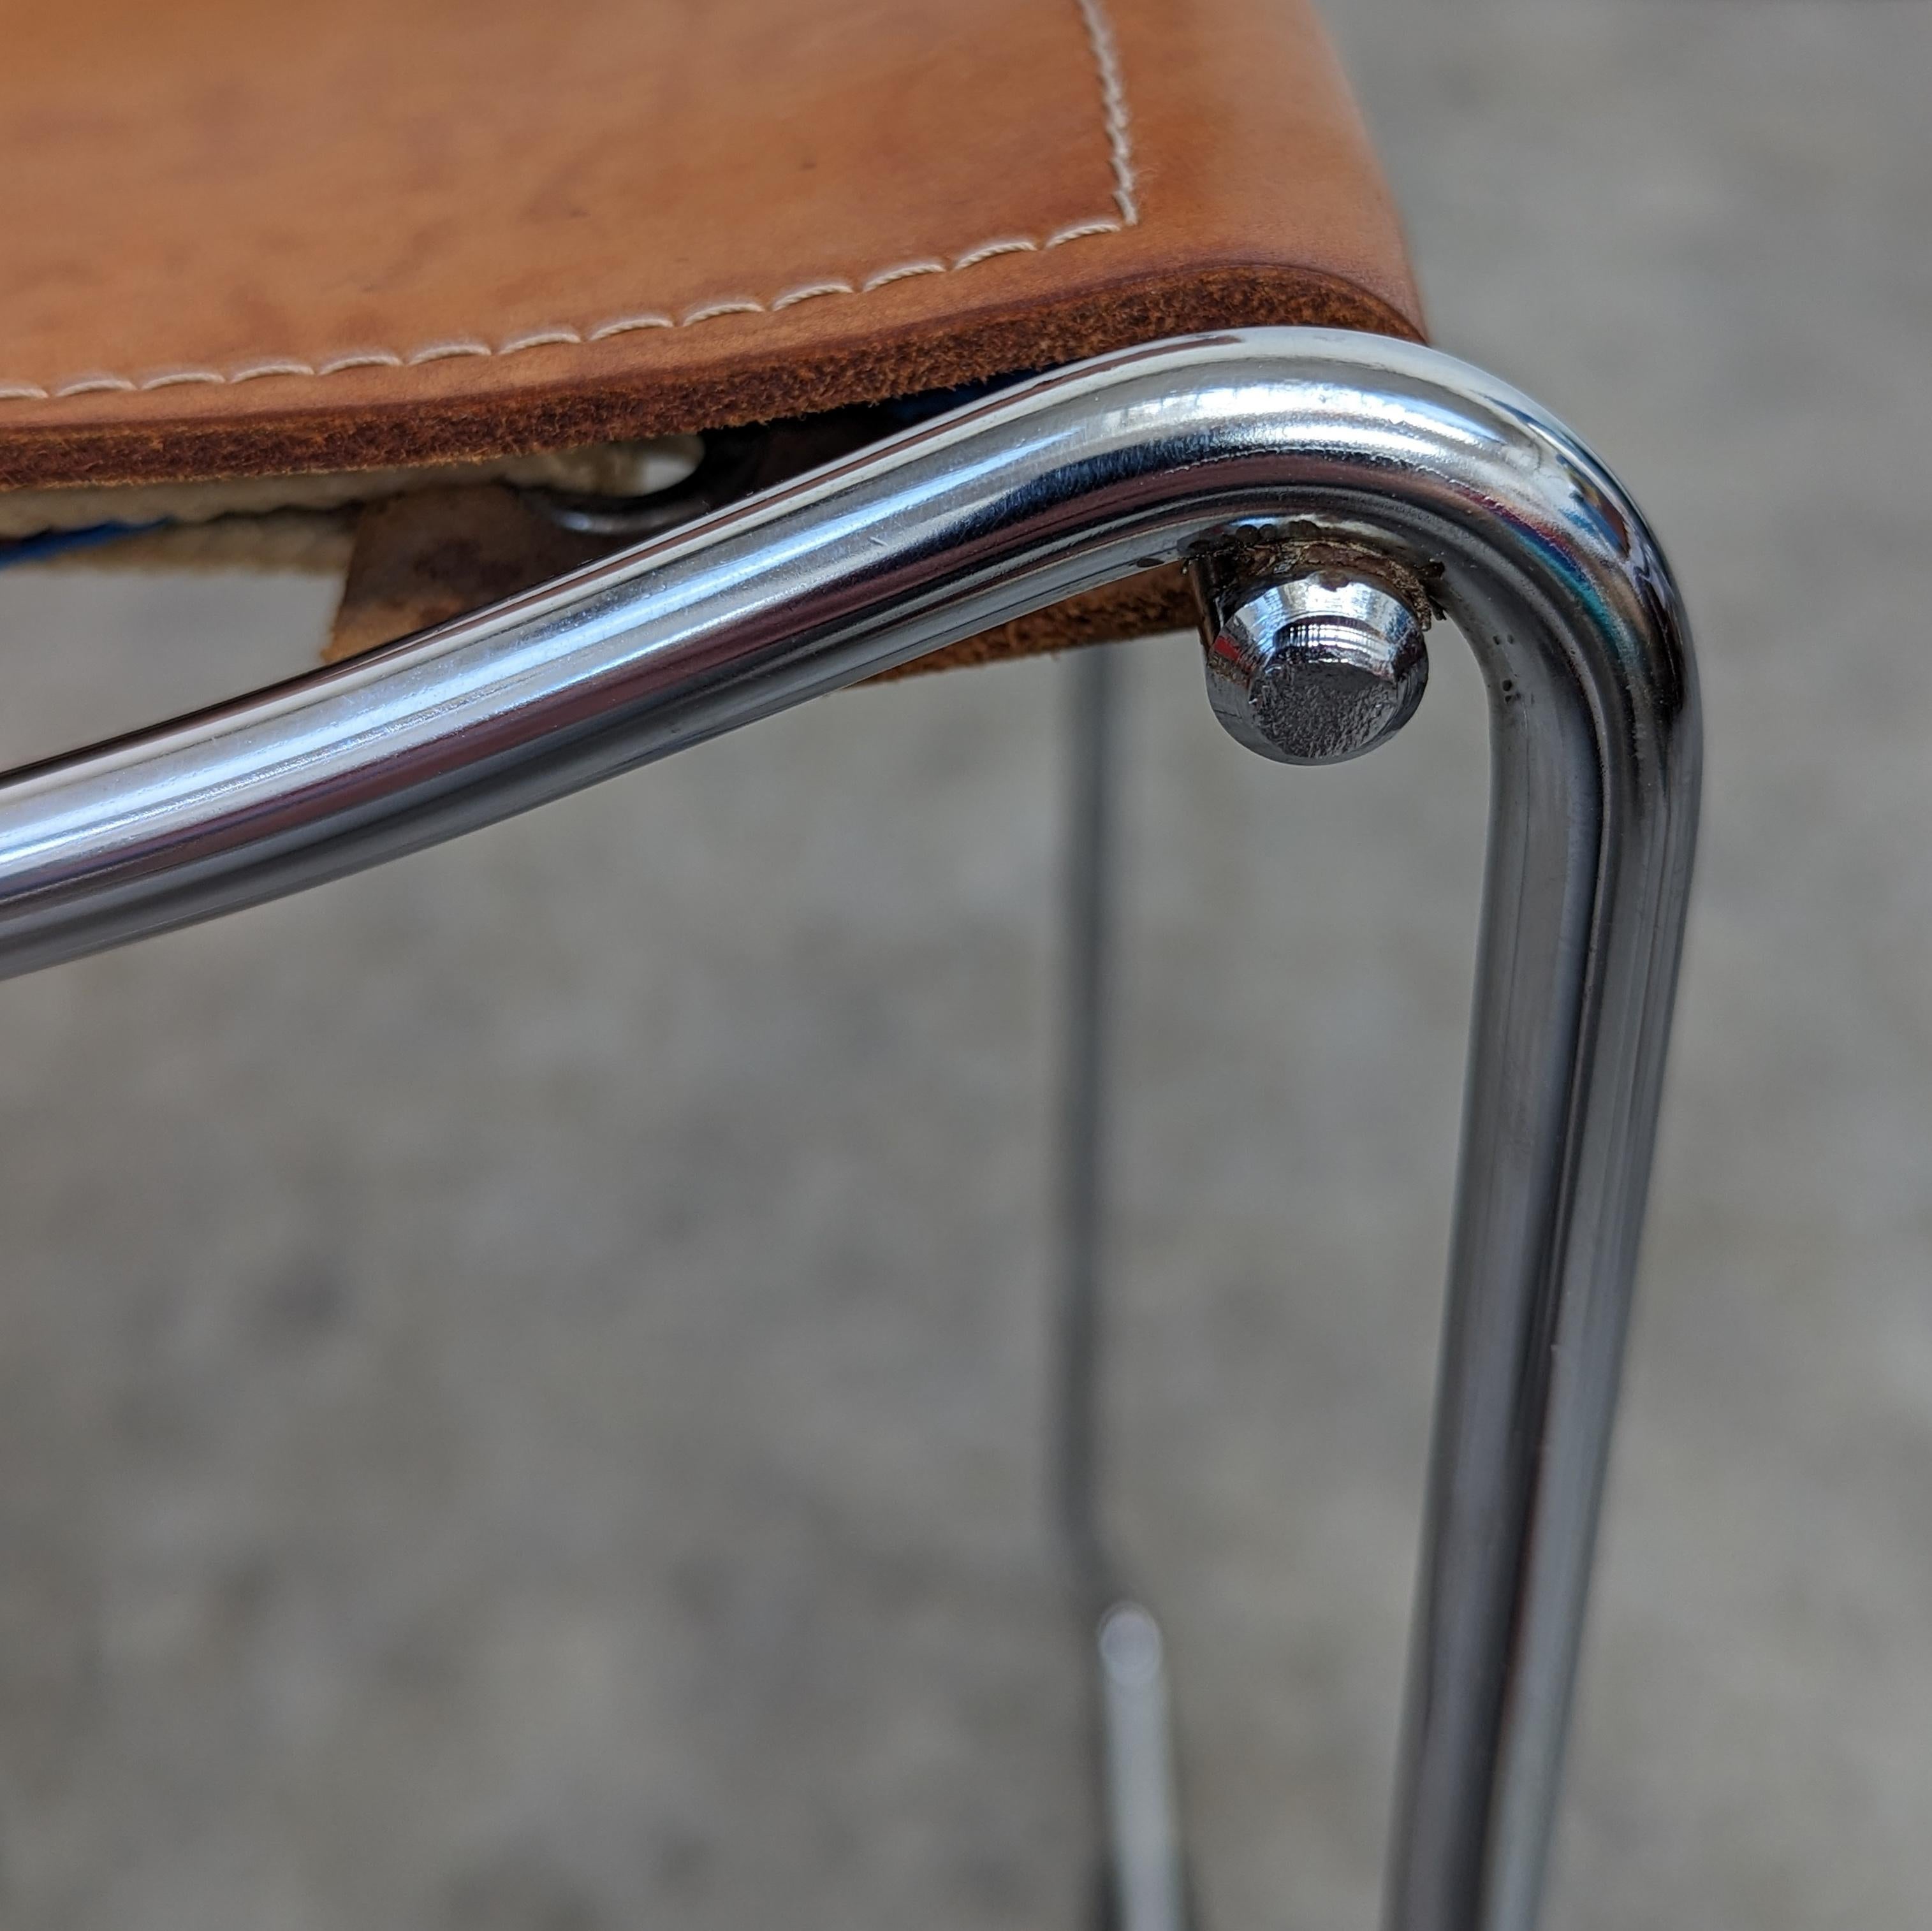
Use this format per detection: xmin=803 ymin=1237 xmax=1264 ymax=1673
xmin=323 ymin=482 xmax=1199 ymax=678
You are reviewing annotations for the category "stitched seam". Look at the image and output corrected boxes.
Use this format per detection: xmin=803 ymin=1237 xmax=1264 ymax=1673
xmin=0 ymin=0 xmax=1139 ymax=411
xmin=1075 ymin=0 xmax=1138 ymax=225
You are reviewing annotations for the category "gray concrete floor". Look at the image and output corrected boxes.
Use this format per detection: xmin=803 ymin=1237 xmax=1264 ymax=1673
xmin=1 ymin=2 xmax=1929 ymax=1926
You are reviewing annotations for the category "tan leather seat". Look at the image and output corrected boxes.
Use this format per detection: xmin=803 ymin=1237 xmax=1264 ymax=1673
xmin=0 ymin=0 xmax=1423 ymax=662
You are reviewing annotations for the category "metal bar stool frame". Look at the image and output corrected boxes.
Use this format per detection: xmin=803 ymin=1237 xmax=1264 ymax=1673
xmin=0 ymin=328 xmax=1701 ymax=1931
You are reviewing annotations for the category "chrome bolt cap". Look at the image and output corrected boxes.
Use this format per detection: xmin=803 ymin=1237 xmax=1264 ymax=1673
xmin=1199 ymin=571 xmax=1428 ymax=766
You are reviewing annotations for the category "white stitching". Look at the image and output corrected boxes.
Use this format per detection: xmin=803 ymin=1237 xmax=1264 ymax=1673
xmin=679 ymin=298 xmax=764 ymax=325
xmin=407 ymin=339 xmax=493 ymax=364
xmin=54 ymin=374 xmax=137 ymax=397
xmin=860 ymin=259 xmax=947 ymax=292
xmin=770 ymin=278 xmax=856 ymax=310
xmin=1075 ymin=0 xmax=1138 ymax=226
xmin=499 ymin=326 xmax=584 ymax=354
xmin=951 ymin=237 xmax=1036 ymax=270
xmin=1044 ymin=217 xmax=1122 ymax=249
xmin=2 ymin=0 xmax=1139 ymax=411
xmin=227 ymin=359 xmax=318 ymax=384
xmin=585 ymin=312 xmax=674 ymax=340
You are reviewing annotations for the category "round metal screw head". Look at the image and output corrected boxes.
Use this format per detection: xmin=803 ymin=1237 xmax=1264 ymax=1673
xmin=1199 ymin=570 xmax=1428 ymax=766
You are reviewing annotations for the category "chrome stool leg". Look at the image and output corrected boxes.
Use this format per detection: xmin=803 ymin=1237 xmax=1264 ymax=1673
xmin=1058 ymin=642 xmax=1190 ymax=1931
xmin=1192 ymin=502 xmax=1697 ymax=1931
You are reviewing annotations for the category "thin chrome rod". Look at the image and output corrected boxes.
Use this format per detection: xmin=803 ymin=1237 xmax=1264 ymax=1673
xmin=1058 ymin=641 xmax=1122 ymax=1604
xmin=1097 ymin=1603 xmax=1189 ymax=1931
xmin=1056 ymin=645 xmax=1190 ymax=1931
xmin=0 ymin=332 xmax=1700 ymax=1931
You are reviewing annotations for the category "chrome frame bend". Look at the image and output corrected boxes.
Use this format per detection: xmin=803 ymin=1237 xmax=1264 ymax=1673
xmin=0 ymin=328 xmax=1699 ymax=1931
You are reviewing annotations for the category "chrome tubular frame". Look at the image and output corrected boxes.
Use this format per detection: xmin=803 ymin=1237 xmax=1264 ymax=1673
xmin=0 ymin=329 xmax=1699 ymax=1931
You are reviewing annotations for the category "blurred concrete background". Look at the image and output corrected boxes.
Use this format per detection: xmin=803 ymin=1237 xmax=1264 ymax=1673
xmin=1 ymin=2 xmax=1929 ymax=1927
